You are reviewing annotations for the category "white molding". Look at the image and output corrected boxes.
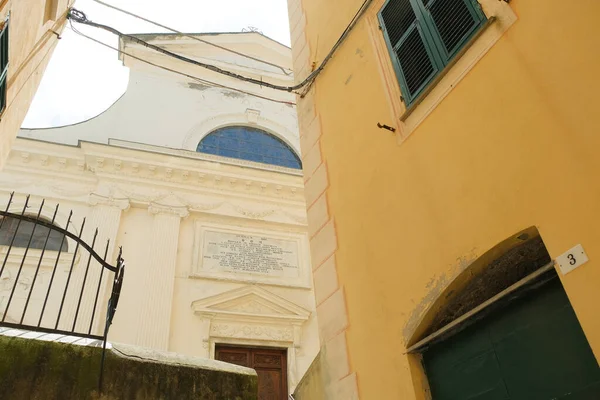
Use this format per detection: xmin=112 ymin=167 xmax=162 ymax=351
xmin=148 ymin=202 xmax=189 ymax=218
xmin=88 ymin=193 xmax=130 ymax=211
xmin=0 ymin=247 xmax=76 ymax=271
xmin=4 ymin=139 xmax=307 ymax=209
xmin=108 ymin=138 xmax=302 ymax=176
xmin=191 ymin=285 xmax=311 ymax=322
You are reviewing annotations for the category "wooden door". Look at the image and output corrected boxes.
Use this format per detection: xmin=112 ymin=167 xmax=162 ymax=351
xmin=216 ymin=345 xmax=288 ymax=400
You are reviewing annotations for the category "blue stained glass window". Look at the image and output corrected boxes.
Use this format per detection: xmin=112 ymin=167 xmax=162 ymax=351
xmin=197 ymin=126 xmax=302 ymax=169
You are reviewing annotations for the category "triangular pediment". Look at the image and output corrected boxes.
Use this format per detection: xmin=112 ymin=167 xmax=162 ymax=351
xmin=191 ymin=285 xmax=310 ymax=322
xmin=210 ymin=294 xmax=290 ymax=315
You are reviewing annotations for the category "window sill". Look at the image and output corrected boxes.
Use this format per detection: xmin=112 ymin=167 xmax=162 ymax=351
xmin=368 ymin=0 xmax=517 ymax=143
xmin=395 ymin=0 xmax=517 ymax=141
xmin=399 ymin=16 xmax=497 ymax=122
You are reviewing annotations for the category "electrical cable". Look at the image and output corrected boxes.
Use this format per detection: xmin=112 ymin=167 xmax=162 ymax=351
xmin=88 ymin=0 xmax=294 ymax=76
xmin=69 ymin=21 xmax=296 ymax=105
xmin=68 ymin=0 xmax=372 ymax=93
xmin=69 ymin=8 xmax=305 ymax=92
xmin=299 ymin=0 xmax=372 ymax=96
xmin=68 ymin=21 xmax=296 ymax=106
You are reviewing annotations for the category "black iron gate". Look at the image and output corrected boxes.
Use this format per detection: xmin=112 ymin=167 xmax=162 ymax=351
xmin=0 ymin=192 xmax=125 ymax=390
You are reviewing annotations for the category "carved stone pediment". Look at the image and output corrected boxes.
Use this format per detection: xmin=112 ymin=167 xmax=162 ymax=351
xmin=191 ymin=285 xmax=310 ymax=324
xmin=212 ymin=297 xmax=286 ymax=315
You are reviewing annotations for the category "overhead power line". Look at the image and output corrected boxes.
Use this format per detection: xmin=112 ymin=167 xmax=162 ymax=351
xmin=68 ymin=0 xmax=372 ymax=94
xmin=299 ymin=0 xmax=372 ymax=96
xmin=88 ymin=0 xmax=293 ymax=76
xmin=68 ymin=21 xmax=296 ymax=106
xmin=69 ymin=8 xmax=305 ymax=92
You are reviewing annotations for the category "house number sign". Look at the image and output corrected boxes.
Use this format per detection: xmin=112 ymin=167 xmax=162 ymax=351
xmin=556 ymin=244 xmax=589 ymax=275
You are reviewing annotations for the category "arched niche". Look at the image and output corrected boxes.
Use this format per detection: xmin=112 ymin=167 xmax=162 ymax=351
xmin=407 ymin=226 xmax=552 ymax=349
xmin=0 ymin=215 xmax=68 ymax=252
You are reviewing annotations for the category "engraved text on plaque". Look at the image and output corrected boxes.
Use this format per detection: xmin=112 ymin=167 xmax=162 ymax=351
xmin=202 ymin=231 xmax=300 ymax=278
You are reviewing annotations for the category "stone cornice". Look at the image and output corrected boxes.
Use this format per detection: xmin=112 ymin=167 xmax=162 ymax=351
xmin=7 ymin=139 xmax=305 ymax=205
xmin=108 ymin=138 xmax=300 ymax=176
xmin=2 ymin=140 xmax=308 ymax=226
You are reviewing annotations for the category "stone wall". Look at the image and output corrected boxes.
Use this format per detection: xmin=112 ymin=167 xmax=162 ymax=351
xmin=0 ymin=336 xmax=257 ymax=400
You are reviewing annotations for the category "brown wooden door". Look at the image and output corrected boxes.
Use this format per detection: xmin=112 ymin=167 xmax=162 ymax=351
xmin=216 ymin=345 xmax=287 ymax=400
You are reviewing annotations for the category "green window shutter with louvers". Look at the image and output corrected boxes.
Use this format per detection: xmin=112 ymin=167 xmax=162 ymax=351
xmin=378 ymin=0 xmax=486 ymax=107
xmin=378 ymin=0 xmax=443 ymax=105
xmin=0 ymin=19 xmax=9 ymax=114
xmin=420 ymin=0 xmax=486 ymax=62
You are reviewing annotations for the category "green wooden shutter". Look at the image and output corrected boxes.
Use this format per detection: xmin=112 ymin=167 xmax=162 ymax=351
xmin=421 ymin=0 xmax=486 ymax=62
xmin=378 ymin=0 xmax=442 ymax=105
xmin=379 ymin=0 xmax=486 ymax=107
xmin=0 ymin=20 xmax=9 ymax=114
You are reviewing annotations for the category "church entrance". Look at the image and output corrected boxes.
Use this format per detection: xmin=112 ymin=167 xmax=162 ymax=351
xmin=216 ymin=345 xmax=288 ymax=400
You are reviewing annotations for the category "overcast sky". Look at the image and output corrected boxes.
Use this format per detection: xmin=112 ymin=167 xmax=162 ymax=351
xmin=23 ymin=0 xmax=291 ymax=128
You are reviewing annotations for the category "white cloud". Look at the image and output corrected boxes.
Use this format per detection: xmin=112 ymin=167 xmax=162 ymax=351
xmin=22 ymin=0 xmax=290 ymax=128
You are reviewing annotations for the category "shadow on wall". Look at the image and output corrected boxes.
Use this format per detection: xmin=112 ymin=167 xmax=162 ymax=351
xmin=291 ymin=351 xmax=326 ymax=400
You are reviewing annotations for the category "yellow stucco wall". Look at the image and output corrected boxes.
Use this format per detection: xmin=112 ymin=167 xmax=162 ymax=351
xmin=0 ymin=0 xmax=70 ymax=170
xmin=289 ymin=0 xmax=600 ymax=398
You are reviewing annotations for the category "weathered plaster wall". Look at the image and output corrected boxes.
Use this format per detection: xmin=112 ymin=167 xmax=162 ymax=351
xmin=288 ymin=0 xmax=600 ymax=399
xmin=0 ymin=335 xmax=257 ymax=399
xmin=0 ymin=0 xmax=70 ymax=170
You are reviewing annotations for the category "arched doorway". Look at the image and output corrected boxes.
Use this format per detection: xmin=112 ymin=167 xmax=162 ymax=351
xmin=409 ymin=228 xmax=600 ymax=399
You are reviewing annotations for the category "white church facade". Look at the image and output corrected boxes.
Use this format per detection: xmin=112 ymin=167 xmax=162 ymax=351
xmin=1 ymin=32 xmax=319 ymax=397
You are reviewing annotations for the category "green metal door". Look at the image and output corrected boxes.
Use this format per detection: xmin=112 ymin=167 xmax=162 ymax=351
xmin=423 ymin=277 xmax=600 ymax=399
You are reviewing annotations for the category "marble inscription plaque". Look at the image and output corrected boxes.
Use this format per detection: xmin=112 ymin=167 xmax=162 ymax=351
xmin=202 ymin=231 xmax=299 ymax=278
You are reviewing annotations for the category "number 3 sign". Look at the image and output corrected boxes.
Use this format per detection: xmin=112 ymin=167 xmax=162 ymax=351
xmin=556 ymin=244 xmax=589 ymax=275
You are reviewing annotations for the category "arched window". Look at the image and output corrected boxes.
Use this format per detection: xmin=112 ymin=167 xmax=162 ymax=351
xmin=0 ymin=216 xmax=68 ymax=252
xmin=197 ymin=126 xmax=302 ymax=169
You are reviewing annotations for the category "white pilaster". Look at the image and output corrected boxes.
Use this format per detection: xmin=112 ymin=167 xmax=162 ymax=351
xmin=134 ymin=202 xmax=188 ymax=350
xmin=66 ymin=193 xmax=129 ymax=335
xmin=200 ymin=317 xmax=212 ymax=358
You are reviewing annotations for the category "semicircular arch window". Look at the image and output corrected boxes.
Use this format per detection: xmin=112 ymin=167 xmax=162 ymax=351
xmin=0 ymin=216 xmax=68 ymax=252
xmin=196 ymin=126 xmax=302 ymax=169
